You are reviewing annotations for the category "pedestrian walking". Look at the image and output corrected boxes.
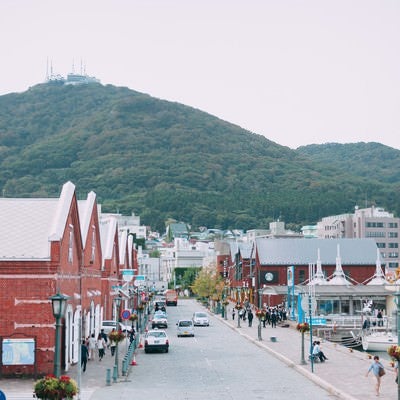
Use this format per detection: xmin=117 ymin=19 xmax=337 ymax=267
xmin=88 ymin=333 xmax=96 ymax=360
xmin=366 ymin=355 xmax=385 ymax=396
xmin=376 ymin=310 xmax=383 ymax=327
xmin=232 ymin=308 xmax=235 ymax=320
xmin=129 ymin=328 xmax=136 ymax=344
xmin=271 ymin=310 xmax=277 ymax=328
xmin=248 ymin=310 xmax=253 ymax=327
xmin=109 ymin=329 xmax=117 ymax=356
xmin=81 ymin=340 xmax=89 ymax=372
xmin=97 ymin=333 xmax=106 ymax=361
xmin=100 ymin=329 xmax=108 ymax=355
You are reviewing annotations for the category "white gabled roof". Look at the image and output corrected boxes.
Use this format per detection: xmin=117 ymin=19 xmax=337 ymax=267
xmin=77 ymin=191 xmax=97 ymax=247
xmin=119 ymin=229 xmax=128 ymax=265
xmin=0 ymin=181 xmax=75 ymax=260
xmin=99 ymin=216 xmax=118 ymax=266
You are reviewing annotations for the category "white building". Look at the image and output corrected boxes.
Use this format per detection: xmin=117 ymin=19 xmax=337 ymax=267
xmin=317 ymin=205 xmax=400 ymax=270
xmin=159 ymin=238 xmax=215 ymax=288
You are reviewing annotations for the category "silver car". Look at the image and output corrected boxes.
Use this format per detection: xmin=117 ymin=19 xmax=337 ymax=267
xmin=176 ymin=319 xmax=195 ymax=337
xmin=192 ymin=312 xmax=210 ymax=327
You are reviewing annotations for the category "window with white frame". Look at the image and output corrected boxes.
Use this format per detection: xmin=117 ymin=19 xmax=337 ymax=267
xmin=91 ymin=227 xmax=96 ymax=263
xmin=68 ymin=227 xmax=74 ymax=263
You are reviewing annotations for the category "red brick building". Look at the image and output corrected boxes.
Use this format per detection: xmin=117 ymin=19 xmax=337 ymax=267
xmin=0 ymin=182 xmax=134 ymax=377
xmin=217 ymin=237 xmax=379 ymax=308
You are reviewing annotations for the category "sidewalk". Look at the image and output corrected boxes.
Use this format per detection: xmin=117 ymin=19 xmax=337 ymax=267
xmin=0 ymin=336 xmax=139 ymax=400
xmin=0 ymin=308 xmax=398 ymax=400
xmin=219 ymin=308 xmax=397 ymax=400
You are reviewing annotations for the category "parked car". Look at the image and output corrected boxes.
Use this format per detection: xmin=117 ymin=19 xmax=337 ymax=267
xmin=176 ymin=319 xmax=195 ymax=337
xmin=192 ymin=312 xmax=210 ymax=327
xmin=152 ymin=313 xmax=168 ymax=329
xmin=144 ymin=329 xmax=169 ymax=353
xmin=101 ymin=320 xmax=130 ymax=334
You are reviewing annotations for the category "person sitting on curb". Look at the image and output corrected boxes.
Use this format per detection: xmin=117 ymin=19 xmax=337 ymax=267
xmin=312 ymin=341 xmax=328 ymax=362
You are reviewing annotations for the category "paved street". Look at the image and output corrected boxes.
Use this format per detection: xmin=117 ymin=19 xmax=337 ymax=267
xmin=0 ymin=298 xmax=398 ymax=399
xmin=78 ymin=298 xmax=334 ymax=400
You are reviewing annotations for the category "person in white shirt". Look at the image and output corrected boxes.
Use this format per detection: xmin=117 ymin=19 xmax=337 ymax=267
xmin=97 ymin=333 xmax=106 ymax=361
xmin=88 ymin=333 xmax=97 ymax=360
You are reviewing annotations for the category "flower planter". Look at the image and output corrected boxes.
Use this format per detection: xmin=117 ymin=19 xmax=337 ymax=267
xmin=34 ymin=374 xmax=78 ymax=399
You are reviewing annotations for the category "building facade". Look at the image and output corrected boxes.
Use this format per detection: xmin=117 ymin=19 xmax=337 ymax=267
xmin=317 ymin=205 xmax=400 ymax=271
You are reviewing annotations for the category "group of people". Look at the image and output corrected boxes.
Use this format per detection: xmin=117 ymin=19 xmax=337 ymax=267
xmin=231 ymin=303 xmax=288 ymax=329
xmin=232 ymin=304 xmax=254 ymax=327
xmin=80 ymin=327 xmax=136 ymax=372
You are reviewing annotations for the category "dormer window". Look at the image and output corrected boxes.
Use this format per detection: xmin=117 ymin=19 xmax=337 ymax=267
xmin=91 ymin=227 xmax=96 ymax=263
xmin=68 ymin=226 xmax=74 ymax=263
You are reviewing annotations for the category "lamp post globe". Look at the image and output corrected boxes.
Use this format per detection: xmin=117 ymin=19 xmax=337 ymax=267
xmin=49 ymin=292 xmax=69 ymax=378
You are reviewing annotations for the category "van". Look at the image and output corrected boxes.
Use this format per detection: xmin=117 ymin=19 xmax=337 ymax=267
xmin=176 ymin=319 xmax=195 ymax=337
xmin=165 ymin=289 xmax=178 ymax=306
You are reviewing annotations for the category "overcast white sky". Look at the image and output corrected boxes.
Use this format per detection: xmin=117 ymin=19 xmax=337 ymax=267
xmin=1 ymin=0 xmax=399 ymax=150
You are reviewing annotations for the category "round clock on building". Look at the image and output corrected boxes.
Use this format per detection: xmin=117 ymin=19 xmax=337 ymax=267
xmin=265 ymin=272 xmax=274 ymax=282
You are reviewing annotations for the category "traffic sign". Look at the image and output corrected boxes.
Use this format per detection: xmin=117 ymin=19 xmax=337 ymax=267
xmin=121 ymin=309 xmax=131 ymax=320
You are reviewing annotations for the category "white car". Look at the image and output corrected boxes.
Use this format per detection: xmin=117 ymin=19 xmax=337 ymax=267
xmin=192 ymin=312 xmax=210 ymax=327
xmin=152 ymin=313 xmax=168 ymax=329
xmin=101 ymin=320 xmax=130 ymax=334
xmin=176 ymin=319 xmax=195 ymax=337
xmin=144 ymin=329 xmax=169 ymax=353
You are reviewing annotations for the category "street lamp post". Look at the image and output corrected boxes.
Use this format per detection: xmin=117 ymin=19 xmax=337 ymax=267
xmin=114 ymin=295 xmax=122 ymax=379
xmin=394 ymin=290 xmax=400 ymax=400
xmin=237 ymin=287 xmax=241 ymax=328
xmin=258 ymin=288 xmax=263 ymax=341
xmin=49 ymin=292 xmax=69 ymax=378
xmin=384 ymin=284 xmax=400 ymax=399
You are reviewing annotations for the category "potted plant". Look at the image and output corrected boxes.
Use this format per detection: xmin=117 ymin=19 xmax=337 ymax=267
xmin=108 ymin=330 xmax=125 ymax=344
xmin=296 ymin=322 xmax=310 ymax=333
xmin=387 ymin=344 xmax=400 ymax=360
xmin=34 ymin=374 xmax=78 ymax=399
xmin=255 ymin=309 xmax=266 ymax=319
xmin=129 ymin=313 xmax=138 ymax=322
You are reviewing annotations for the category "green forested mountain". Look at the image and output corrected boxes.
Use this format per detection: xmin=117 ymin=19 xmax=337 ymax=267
xmin=0 ymin=83 xmax=399 ymax=232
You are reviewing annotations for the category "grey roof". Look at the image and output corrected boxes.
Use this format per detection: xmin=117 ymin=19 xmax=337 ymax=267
xmin=255 ymin=238 xmax=377 ymax=266
xmin=0 ymin=182 xmax=76 ymax=260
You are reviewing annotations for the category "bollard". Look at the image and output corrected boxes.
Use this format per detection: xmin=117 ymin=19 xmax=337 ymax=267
xmin=113 ymin=365 xmax=118 ymax=383
xmin=106 ymin=368 xmax=111 ymax=386
xmin=122 ymin=357 xmax=127 ymax=376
